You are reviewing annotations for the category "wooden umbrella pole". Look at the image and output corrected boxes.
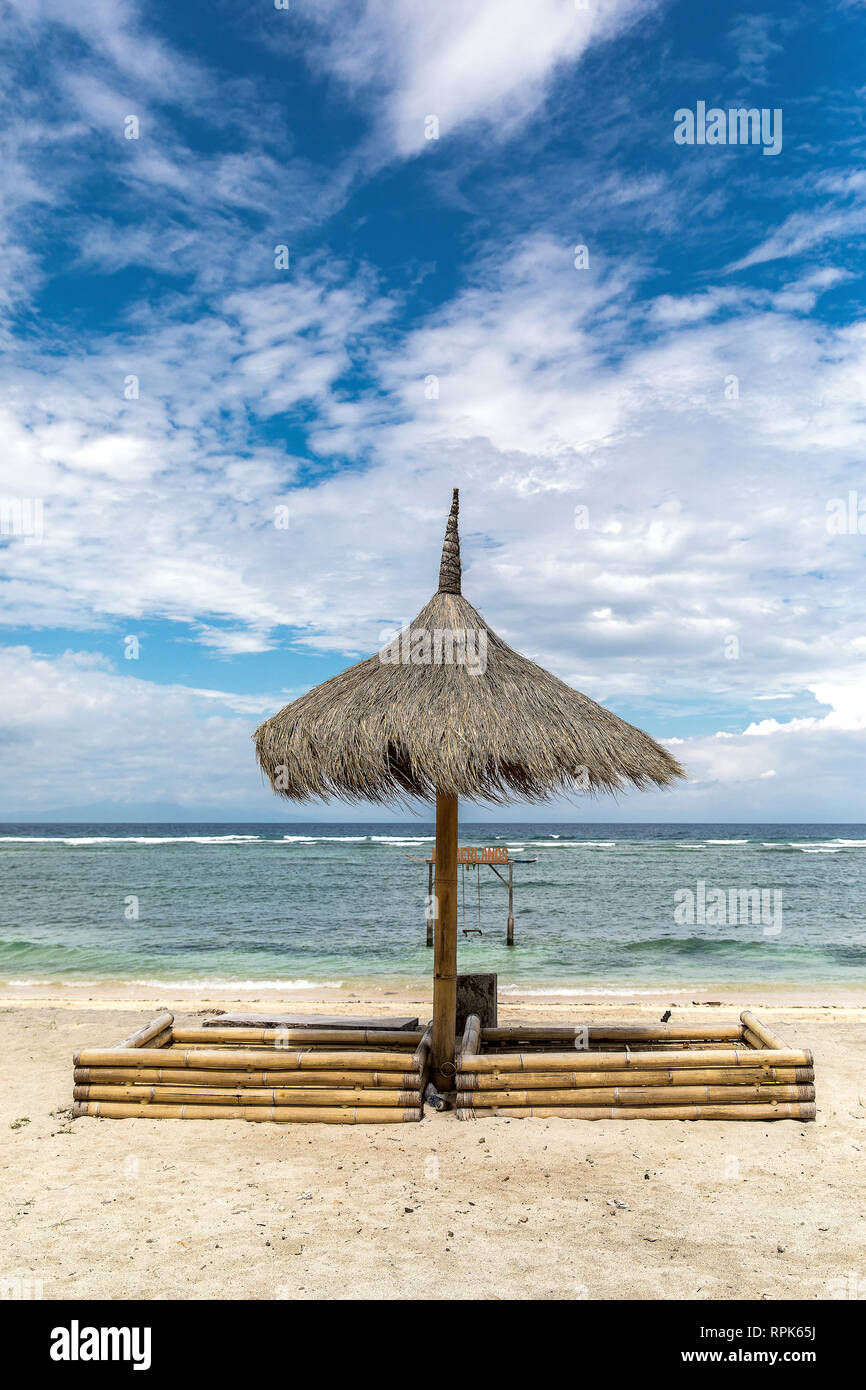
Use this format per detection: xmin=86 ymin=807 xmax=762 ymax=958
xmin=432 ymin=791 xmax=458 ymax=1089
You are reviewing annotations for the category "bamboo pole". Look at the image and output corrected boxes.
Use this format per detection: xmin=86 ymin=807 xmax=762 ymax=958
xmin=456 ymin=1102 xmax=816 ymax=1121
xmin=461 ymin=1013 xmax=481 ymax=1058
xmin=412 ymin=1022 xmax=433 ymax=1078
xmin=163 ymin=1044 xmax=419 ymax=1057
xmin=73 ymin=1101 xmax=422 ymax=1123
xmin=73 ymin=1067 xmax=417 ymax=1087
xmin=426 ymin=861 xmax=434 ymax=948
xmin=458 ymin=1047 xmax=813 ymax=1073
xmin=168 ymin=1027 xmax=424 ymax=1046
xmin=741 ymin=1028 xmax=767 ymax=1050
xmin=481 ymin=1024 xmax=742 ymax=1043
xmin=114 ymin=1012 xmax=174 ymax=1050
xmin=740 ymin=1012 xmax=788 ymax=1050
xmin=73 ymin=1047 xmax=419 ymax=1070
xmin=465 ymin=1066 xmax=813 ymax=1090
xmin=456 ymin=1013 xmax=481 ymax=1117
xmin=465 ymin=1083 xmax=814 ymax=1107
xmin=432 ymin=790 xmax=458 ymax=1090
xmin=74 ymin=1084 xmax=421 ymax=1106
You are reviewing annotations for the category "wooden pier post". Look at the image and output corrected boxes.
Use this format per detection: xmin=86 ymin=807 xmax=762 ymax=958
xmin=426 ymin=860 xmax=434 ymax=948
xmin=506 ymin=860 xmax=514 ymax=946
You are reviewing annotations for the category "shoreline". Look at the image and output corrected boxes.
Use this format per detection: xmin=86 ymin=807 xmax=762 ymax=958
xmin=2 ymin=980 xmax=865 ymax=1011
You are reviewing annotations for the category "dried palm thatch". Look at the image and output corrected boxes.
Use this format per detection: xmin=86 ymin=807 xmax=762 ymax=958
xmin=254 ymin=490 xmax=684 ymax=805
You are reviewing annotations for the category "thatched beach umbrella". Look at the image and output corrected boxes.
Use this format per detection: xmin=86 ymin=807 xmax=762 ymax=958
xmin=254 ymin=490 xmax=684 ymax=1087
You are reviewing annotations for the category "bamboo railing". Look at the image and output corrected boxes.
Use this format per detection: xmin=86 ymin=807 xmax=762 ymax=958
xmin=72 ymin=1010 xmax=816 ymax=1124
xmin=72 ymin=1013 xmax=428 ymax=1124
xmin=455 ymin=1012 xmax=816 ymax=1122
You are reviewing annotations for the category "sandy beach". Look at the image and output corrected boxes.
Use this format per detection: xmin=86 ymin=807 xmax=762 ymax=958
xmin=2 ymin=988 xmax=864 ymax=1302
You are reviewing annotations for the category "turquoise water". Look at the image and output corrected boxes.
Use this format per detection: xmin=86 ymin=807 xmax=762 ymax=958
xmin=0 ymin=823 xmax=864 ymax=992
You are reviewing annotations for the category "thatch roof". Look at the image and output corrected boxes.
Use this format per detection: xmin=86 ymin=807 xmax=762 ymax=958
xmin=254 ymin=490 xmax=685 ymax=805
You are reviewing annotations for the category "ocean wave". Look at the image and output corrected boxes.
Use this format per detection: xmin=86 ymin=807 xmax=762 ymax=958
xmin=0 ymin=939 xmax=88 ymax=958
xmin=622 ymin=936 xmax=783 ymax=954
xmin=370 ymin=835 xmax=434 ymax=843
xmin=0 ymin=976 xmax=346 ymax=990
xmin=788 ymin=842 xmax=856 ymax=853
xmin=0 ymin=835 xmax=263 ymax=845
xmin=499 ymin=985 xmax=695 ymax=997
xmin=279 ymin=834 xmax=375 ymax=843
xmin=528 ymin=834 xmax=617 ymax=845
xmin=123 ymin=977 xmax=346 ymax=990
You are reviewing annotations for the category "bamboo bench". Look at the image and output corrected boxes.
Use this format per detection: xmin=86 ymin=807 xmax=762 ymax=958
xmin=455 ymin=1011 xmax=816 ymax=1120
xmin=73 ymin=1013 xmax=430 ymax=1123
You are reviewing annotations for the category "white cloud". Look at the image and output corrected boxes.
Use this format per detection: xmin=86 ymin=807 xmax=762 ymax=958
xmin=193 ymin=626 xmax=279 ymax=657
xmin=7 ymin=0 xmax=209 ymax=104
xmin=3 ymin=231 xmax=866 ymax=737
xmin=660 ymin=682 xmax=866 ymax=819
xmin=303 ymin=0 xmax=651 ymax=156
xmin=0 ymin=645 xmax=278 ymax=815
xmin=728 ymin=207 xmax=866 ymax=272
xmin=0 ymin=263 xmax=394 ymax=634
xmin=729 ymin=13 xmax=783 ymax=85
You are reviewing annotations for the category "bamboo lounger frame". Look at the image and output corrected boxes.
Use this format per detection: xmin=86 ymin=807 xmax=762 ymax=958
xmin=73 ymin=1013 xmax=432 ymax=1123
xmin=455 ymin=1011 xmax=815 ymax=1121
xmin=73 ymin=1011 xmax=814 ymax=1123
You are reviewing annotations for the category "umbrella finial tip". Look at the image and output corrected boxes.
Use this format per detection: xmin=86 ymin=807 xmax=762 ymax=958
xmin=438 ymin=489 xmax=462 ymax=594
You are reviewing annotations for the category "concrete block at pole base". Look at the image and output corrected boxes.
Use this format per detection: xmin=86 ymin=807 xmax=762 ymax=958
xmin=456 ymin=973 xmax=497 ymax=1033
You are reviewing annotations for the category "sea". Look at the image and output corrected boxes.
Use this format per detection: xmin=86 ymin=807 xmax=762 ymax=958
xmin=0 ymin=823 xmax=864 ymax=995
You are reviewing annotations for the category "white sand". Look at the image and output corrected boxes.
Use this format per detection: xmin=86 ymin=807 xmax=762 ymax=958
xmin=1 ymin=991 xmax=864 ymax=1301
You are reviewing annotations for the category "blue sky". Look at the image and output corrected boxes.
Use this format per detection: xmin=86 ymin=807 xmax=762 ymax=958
xmin=1 ymin=0 xmax=865 ymax=821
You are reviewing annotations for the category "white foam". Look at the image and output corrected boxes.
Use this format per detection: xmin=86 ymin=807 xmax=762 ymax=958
xmin=279 ymin=835 xmax=374 ymax=843
xmin=0 ymin=834 xmax=262 ymax=845
xmin=9 ymin=977 xmax=348 ymax=991
xmin=528 ymin=840 xmax=616 ymax=848
xmin=370 ymin=835 xmax=434 ymax=842
xmin=499 ymin=985 xmax=696 ymax=997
